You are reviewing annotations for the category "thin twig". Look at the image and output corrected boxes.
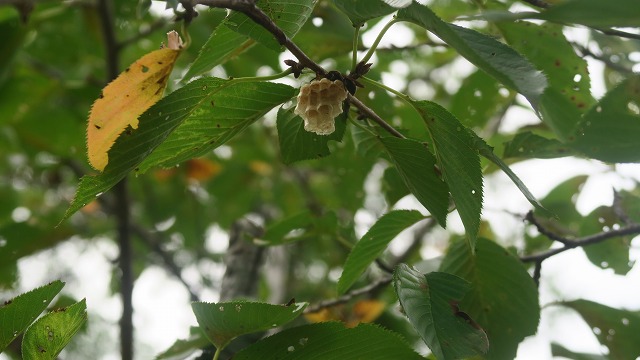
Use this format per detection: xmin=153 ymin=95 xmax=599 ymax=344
xmin=573 ymin=43 xmax=635 ymax=74
xmin=131 ymin=225 xmax=200 ymax=301
xmin=191 ymin=0 xmax=325 ymax=75
xmin=304 ymin=276 xmax=392 ymax=314
xmin=597 ymin=28 xmax=640 ymax=42
xmin=521 ymin=211 xmax=640 ymax=262
xmin=348 ymin=94 xmax=406 ymax=139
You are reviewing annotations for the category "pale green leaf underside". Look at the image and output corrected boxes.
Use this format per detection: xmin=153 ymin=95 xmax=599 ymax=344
xmin=21 ymin=299 xmax=87 ymax=360
xmin=0 ymin=280 xmax=64 ymax=352
xmin=393 ymin=265 xmax=488 ymax=360
xmin=502 ymin=131 xmax=574 ymax=159
xmin=338 ymin=210 xmax=425 ymax=294
xmin=191 ymin=300 xmax=307 ymax=350
xmin=233 ymin=322 xmax=424 ymax=360
xmin=413 ymin=100 xmax=483 ymax=249
xmin=440 ymin=238 xmax=540 ymax=359
xmin=226 ymin=0 xmax=317 ymax=51
xmin=380 ymin=136 xmax=449 ymax=226
xmin=398 ymin=3 xmax=547 ymax=108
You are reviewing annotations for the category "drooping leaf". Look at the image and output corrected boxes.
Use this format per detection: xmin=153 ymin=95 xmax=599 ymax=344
xmin=21 ymin=299 xmax=87 ymax=360
xmin=503 ymin=131 xmax=574 ymax=159
xmin=559 ymin=299 xmax=640 ymax=360
xmin=87 ymin=31 xmax=182 ymax=171
xmin=0 ymin=281 xmax=64 ymax=352
xmin=440 ymin=238 xmax=540 ymax=359
xmin=191 ymin=300 xmax=307 ymax=351
xmin=138 ymin=81 xmax=295 ymax=171
xmin=393 ymin=265 xmax=489 ymax=360
xmin=537 ymin=0 xmax=640 ymax=28
xmin=580 ymin=206 xmax=633 ymax=275
xmin=233 ymin=322 xmax=424 ymax=360
xmin=469 ymin=133 xmax=546 ymax=212
xmin=381 ymin=137 xmax=449 ymax=226
xmin=397 ymin=3 xmax=547 ymax=108
xmin=333 ymin=0 xmax=397 ymax=26
xmin=499 ymin=21 xmax=595 ymax=114
xmin=338 ymin=210 xmax=425 ymax=294
xmin=569 ymin=75 xmax=640 ymax=163
xmin=413 ymin=101 xmax=483 ymax=249
xmin=225 ymin=0 xmax=317 ymax=51
xmin=64 ymin=77 xmax=225 ymax=220
xmin=63 ymin=78 xmax=294 ymax=221
xmin=276 ymin=105 xmax=346 ymax=164
xmin=183 ymin=22 xmax=254 ymax=81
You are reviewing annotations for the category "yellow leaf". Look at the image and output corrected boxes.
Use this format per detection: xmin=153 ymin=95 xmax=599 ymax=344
xmin=87 ymin=31 xmax=183 ymax=171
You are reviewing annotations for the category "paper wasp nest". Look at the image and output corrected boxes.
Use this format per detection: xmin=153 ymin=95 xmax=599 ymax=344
xmin=294 ymin=78 xmax=348 ymax=135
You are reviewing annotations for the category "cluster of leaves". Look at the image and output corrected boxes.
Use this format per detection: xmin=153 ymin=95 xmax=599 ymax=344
xmin=1 ymin=0 xmax=640 ymax=359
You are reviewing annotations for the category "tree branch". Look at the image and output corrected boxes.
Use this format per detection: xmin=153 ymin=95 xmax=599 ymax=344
xmin=519 ymin=0 xmax=550 ymax=9
xmin=95 ymin=0 xmax=133 ymax=358
xmin=304 ymin=276 xmax=392 ymax=314
xmin=190 ymin=0 xmax=324 ymax=75
xmin=520 ymin=211 xmax=640 ymax=263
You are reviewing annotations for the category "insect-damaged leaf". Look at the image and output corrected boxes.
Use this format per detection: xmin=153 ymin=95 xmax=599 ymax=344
xmin=86 ymin=31 xmax=182 ymax=171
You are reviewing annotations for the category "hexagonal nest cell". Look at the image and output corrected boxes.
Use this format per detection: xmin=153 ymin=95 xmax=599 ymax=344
xmin=294 ymin=78 xmax=348 ymax=135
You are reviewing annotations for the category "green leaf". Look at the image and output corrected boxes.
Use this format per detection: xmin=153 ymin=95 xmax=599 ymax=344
xmin=569 ymin=75 xmax=640 ymax=163
xmin=64 ymin=77 xmax=226 ymax=220
xmin=351 ymin=122 xmax=384 ymax=158
xmin=538 ymin=87 xmax=583 ymax=141
xmin=139 ymin=81 xmax=295 ymax=171
xmin=413 ymin=101 xmax=483 ymax=249
xmin=276 ymin=105 xmax=346 ymax=164
xmin=393 ymin=265 xmax=488 ymax=360
xmin=580 ymin=206 xmax=633 ymax=275
xmin=380 ymin=137 xmax=449 ymax=226
xmin=21 ymin=299 xmax=87 ymax=360
xmin=191 ymin=300 xmax=307 ymax=351
xmin=333 ymin=0 xmax=397 ymax=26
xmin=382 ymin=166 xmax=410 ymax=206
xmin=449 ymin=70 xmax=513 ymax=129
xmin=182 ymin=22 xmax=254 ymax=81
xmin=338 ymin=210 xmax=425 ymax=294
xmin=0 ymin=280 xmax=65 ymax=352
xmin=499 ymin=21 xmax=595 ymax=114
xmin=503 ymin=131 xmax=574 ymax=159
xmin=550 ymin=342 xmax=607 ymax=360
xmin=261 ymin=211 xmax=313 ymax=245
xmin=63 ymin=78 xmax=294 ymax=221
xmin=469 ymin=133 xmax=546 ymax=213
xmin=155 ymin=327 xmax=210 ymax=360
xmin=225 ymin=0 xmax=317 ymax=51
xmin=233 ymin=322 xmax=424 ymax=360
xmin=440 ymin=238 xmax=540 ymax=359
xmin=537 ymin=0 xmax=640 ymax=28
xmin=397 ymin=3 xmax=547 ymax=108
xmin=559 ymin=299 xmax=640 ymax=360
